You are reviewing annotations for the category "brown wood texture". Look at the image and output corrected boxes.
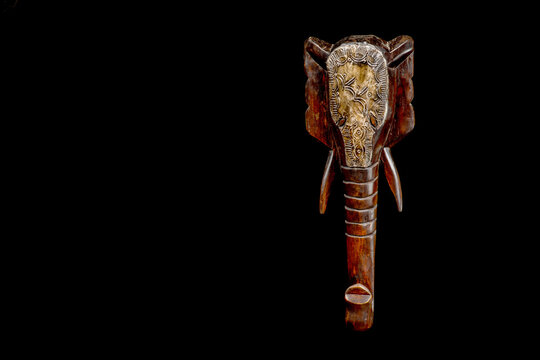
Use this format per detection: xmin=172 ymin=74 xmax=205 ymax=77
xmin=319 ymin=149 xmax=336 ymax=214
xmin=304 ymin=34 xmax=414 ymax=331
xmin=381 ymin=147 xmax=403 ymax=212
xmin=342 ymin=165 xmax=379 ymax=329
xmin=343 ymin=178 xmax=379 ymax=198
xmin=345 ymin=233 xmax=375 ymax=331
xmin=304 ymin=37 xmax=333 ymax=149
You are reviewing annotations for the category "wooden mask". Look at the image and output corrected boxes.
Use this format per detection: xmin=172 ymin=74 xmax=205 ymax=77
xmin=304 ymin=35 xmax=414 ymax=330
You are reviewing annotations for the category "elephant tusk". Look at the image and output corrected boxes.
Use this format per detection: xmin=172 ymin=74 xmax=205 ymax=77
xmin=319 ymin=149 xmax=336 ymax=214
xmin=381 ymin=147 xmax=403 ymax=212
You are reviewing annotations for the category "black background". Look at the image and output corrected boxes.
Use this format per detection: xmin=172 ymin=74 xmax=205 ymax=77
xmin=3 ymin=1 xmax=539 ymax=355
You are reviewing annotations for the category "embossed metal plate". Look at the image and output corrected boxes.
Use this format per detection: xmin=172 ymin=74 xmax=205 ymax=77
xmin=327 ymin=43 xmax=389 ymax=167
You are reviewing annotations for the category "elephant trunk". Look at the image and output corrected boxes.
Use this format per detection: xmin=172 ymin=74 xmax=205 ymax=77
xmin=341 ymin=161 xmax=379 ymax=331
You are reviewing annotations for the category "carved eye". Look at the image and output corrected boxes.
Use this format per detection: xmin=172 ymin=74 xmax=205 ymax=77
xmin=369 ymin=112 xmax=378 ymax=128
xmin=337 ymin=114 xmax=347 ymax=127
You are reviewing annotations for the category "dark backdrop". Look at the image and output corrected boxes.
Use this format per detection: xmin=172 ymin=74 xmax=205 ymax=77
xmin=172 ymin=9 xmax=538 ymax=353
xmin=4 ymin=1 xmax=538 ymax=355
xmin=208 ymin=9 xmax=538 ymax=351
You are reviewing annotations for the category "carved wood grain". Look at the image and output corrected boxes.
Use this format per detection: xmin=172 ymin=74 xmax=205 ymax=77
xmin=304 ymin=34 xmax=414 ymax=331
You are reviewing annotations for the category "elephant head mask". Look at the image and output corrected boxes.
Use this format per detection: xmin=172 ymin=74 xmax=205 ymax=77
xmin=304 ymin=34 xmax=414 ymax=330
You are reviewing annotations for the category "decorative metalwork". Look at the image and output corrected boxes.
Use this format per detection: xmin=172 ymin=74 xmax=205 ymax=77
xmin=327 ymin=43 xmax=389 ymax=167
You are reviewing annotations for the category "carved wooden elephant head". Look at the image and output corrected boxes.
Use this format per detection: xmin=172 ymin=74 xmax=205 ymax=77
xmin=304 ymin=34 xmax=414 ymax=330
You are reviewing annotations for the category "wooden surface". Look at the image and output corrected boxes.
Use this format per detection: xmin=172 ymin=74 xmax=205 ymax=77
xmin=319 ymin=149 xmax=336 ymax=214
xmin=342 ymin=165 xmax=379 ymax=330
xmin=304 ymin=34 xmax=414 ymax=331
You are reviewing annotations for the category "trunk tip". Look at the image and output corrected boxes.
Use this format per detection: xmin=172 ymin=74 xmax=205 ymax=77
xmin=345 ymin=283 xmax=374 ymax=331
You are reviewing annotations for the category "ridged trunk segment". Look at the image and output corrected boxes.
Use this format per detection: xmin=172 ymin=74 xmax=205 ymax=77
xmin=342 ymin=162 xmax=379 ymax=331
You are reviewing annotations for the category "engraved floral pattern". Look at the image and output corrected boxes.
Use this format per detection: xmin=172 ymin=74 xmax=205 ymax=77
xmin=327 ymin=43 xmax=388 ymax=167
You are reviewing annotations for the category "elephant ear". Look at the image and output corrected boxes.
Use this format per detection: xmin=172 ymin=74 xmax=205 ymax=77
xmin=387 ymin=36 xmax=415 ymax=148
xmin=304 ymin=37 xmax=333 ymax=148
xmin=304 ymin=37 xmax=336 ymax=214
